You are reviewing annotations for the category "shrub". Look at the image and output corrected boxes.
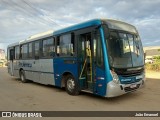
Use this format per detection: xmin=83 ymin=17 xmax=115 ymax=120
xmin=145 ymin=62 xmax=160 ymax=71
xmin=153 ymin=56 xmax=160 ymax=62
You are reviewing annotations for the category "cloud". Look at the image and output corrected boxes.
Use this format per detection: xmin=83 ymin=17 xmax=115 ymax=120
xmin=0 ymin=0 xmax=160 ymax=49
xmin=133 ymin=18 xmax=160 ymax=45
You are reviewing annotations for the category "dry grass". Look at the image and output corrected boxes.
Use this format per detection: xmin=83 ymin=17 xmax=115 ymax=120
xmin=145 ymin=62 xmax=160 ymax=72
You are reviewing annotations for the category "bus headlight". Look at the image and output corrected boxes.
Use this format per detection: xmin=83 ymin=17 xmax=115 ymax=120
xmin=111 ymin=71 xmax=119 ymax=84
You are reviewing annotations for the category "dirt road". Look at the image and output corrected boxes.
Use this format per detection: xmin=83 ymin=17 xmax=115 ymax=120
xmin=0 ymin=67 xmax=159 ymax=119
xmin=145 ymin=70 xmax=160 ymax=79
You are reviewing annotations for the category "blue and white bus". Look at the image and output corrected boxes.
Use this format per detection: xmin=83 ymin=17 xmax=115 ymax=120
xmin=7 ymin=19 xmax=145 ymax=97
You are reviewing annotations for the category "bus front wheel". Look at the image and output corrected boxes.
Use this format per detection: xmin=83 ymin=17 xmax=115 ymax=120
xmin=20 ymin=70 xmax=27 ymax=83
xmin=65 ymin=74 xmax=79 ymax=95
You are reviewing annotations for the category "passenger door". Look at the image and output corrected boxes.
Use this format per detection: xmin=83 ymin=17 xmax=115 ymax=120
xmin=78 ymin=28 xmax=105 ymax=95
xmin=78 ymin=32 xmax=94 ymax=91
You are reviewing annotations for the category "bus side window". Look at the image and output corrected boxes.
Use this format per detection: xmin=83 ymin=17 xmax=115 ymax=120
xmin=15 ymin=46 xmax=19 ymax=60
xmin=22 ymin=44 xmax=28 ymax=59
xmin=9 ymin=48 xmax=15 ymax=60
xmin=34 ymin=41 xmax=40 ymax=59
xmin=95 ymin=31 xmax=103 ymax=67
xmin=71 ymin=33 xmax=75 ymax=56
xmin=19 ymin=46 xmax=22 ymax=59
xmin=58 ymin=33 xmax=74 ymax=57
xmin=28 ymin=42 xmax=33 ymax=58
xmin=42 ymin=37 xmax=55 ymax=57
xmin=53 ymin=38 xmax=56 ymax=56
xmin=57 ymin=37 xmax=60 ymax=56
xmin=49 ymin=38 xmax=55 ymax=57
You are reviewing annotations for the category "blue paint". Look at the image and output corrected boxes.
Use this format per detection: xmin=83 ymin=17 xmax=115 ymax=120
xmin=99 ymin=27 xmax=112 ymax=83
xmin=53 ymin=19 xmax=102 ymax=35
xmin=94 ymin=67 xmax=106 ymax=96
xmin=53 ymin=57 xmax=78 ymax=87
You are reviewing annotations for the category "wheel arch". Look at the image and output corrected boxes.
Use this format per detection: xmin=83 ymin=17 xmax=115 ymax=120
xmin=19 ymin=68 xmax=23 ymax=77
xmin=61 ymin=71 xmax=74 ymax=88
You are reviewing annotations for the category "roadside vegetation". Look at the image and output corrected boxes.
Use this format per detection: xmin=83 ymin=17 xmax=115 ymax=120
xmin=145 ymin=56 xmax=160 ymax=71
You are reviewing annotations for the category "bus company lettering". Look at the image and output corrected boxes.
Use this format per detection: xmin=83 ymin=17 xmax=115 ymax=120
xmin=19 ymin=62 xmax=32 ymax=68
xmin=121 ymin=78 xmax=132 ymax=82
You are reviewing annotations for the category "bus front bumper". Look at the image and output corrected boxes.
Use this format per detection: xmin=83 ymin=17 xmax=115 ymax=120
xmin=105 ymin=79 xmax=145 ymax=97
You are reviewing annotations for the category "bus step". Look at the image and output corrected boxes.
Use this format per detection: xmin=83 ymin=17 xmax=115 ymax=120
xmin=79 ymin=77 xmax=86 ymax=80
xmin=79 ymin=77 xmax=86 ymax=88
xmin=87 ymin=81 xmax=93 ymax=90
xmin=81 ymin=89 xmax=93 ymax=94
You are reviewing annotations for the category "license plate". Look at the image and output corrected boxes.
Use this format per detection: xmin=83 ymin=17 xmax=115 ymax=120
xmin=130 ymin=84 xmax=137 ymax=88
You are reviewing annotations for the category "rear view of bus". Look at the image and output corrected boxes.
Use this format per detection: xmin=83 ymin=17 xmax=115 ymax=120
xmin=103 ymin=19 xmax=145 ymax=97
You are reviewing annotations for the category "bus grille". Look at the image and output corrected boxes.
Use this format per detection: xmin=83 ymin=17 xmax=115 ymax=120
xmin=114 ymin=67 xmax=144 ymax=77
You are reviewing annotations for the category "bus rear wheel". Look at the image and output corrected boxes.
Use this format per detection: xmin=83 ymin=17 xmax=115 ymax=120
xmin=65 ymin=74 xmax=79 ymax=95
xmin=20 ymin=70 xmax=27 ymax=83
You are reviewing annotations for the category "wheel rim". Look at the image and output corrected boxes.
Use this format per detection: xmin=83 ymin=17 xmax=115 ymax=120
xmin=67 ymin=78 xmax=75 ymax=92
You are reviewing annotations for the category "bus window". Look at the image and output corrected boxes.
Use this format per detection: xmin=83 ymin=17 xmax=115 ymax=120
xmin=28 ymin=43 xmax=33 ymax=58
xmin=34 ymin=41 xmax=40 ymax=59
xmin=9 ymin=48 xmax=15 ymax=60
xmin=22 ymin=44 xmax=28 ymax=59
xmin=42 ymin=38 xmax=54 ymax=57
xmin=71 ymin=33 xmax=75 ymax=56
xmin=95 ymin=32 xmax=103 ymax=67
xmin=15 ymin=46 xmax=19 ymax=59
xmin=58 ymin=34 xmax=74 ymax=57
xmin=42 ymin=39 xmax=48 ymax=57
xmin=57 ymin=37 xmax=60 ymax=56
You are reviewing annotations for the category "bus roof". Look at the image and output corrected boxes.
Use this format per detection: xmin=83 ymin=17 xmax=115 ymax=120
xmin=53 ymin=19 xmax=102 ymax=35
xmin=8 ymin=30 xmax=54 ymax=48
xmin=52 ymin=19 xmax=136 ymax=35
xmin=27 ymin=30 xmax=54 ymax=42
xmin=19 ymin=19 xmax=102 ymax=45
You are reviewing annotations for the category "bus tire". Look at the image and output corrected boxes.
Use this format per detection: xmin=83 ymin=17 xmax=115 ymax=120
xmin=65 ymin=74 xmax=79 ymax=95
xmin=20 ymin=70 xmax=27 ymax=83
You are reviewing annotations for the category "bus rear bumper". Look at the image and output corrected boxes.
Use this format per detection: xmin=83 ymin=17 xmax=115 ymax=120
xmin=105 ymin=79 xmax=145 ymax=97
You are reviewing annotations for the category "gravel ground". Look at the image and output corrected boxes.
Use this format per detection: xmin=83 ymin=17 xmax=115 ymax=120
xmin=0 ymin=67 xmax=159 ymax=120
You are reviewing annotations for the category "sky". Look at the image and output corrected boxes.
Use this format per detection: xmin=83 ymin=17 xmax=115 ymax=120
xmin=0 ymin=0 xmax=160 ymax=53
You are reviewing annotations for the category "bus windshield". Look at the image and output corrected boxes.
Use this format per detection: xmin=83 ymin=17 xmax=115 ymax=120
xmin=106 ymin=29 xmax=144 ymax=68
